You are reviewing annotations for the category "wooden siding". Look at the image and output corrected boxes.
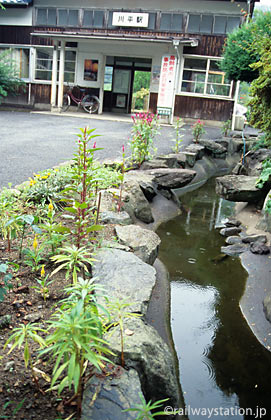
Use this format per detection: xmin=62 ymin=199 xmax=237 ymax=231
xmin=150 ymin=93 xmax=233 ymax=121
xmin=174 ymin=95 xmax=234 ymax=121
xmin=31 ymin=84 xmax=51 ymax=103
xmin=183 ymin=34 xmax=226 ymax=57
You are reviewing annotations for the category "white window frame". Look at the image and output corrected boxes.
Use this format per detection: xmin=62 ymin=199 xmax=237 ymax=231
xmin=0 ymin=44 xmax=31 ymax=82
xmin=179 ymin=55 xmax=233 ymax=100
xmin=33 ymin=46 xmax=77 ymax=84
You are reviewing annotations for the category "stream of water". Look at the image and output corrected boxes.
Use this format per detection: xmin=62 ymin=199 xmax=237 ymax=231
xmin=157 ymin=179 xmax=271 ymax=420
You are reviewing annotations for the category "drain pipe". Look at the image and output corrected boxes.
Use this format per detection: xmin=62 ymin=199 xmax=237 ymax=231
xmin=170 ymin=41 xmax=181 ymax=125
xmin=242 ymin=123 xmax=246 ymax=165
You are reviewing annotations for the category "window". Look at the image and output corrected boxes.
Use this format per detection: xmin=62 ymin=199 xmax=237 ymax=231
xmin=187 ymin=14 xmax=240 ymax=34
xmin=84 ymin=59 xmax=99 ymax=82
xmin=36 ymin=8 xmax=79 ymax=26
xmin=160 ymin=13 xmax=183 ymax=32
xmin=181 ymin=56 xmax=232 ymax=97
xmin=35 ymin=48 xmax=76 ymax=83
xmin=104 ymin=66 xmax=113 ymax=91
xmin=82 ymin=10 xmax=104 ymax=28
xmin=0 ymin=47 xmax=30 ymax=80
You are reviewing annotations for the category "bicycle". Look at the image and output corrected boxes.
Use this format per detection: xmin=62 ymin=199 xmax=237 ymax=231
xmin=62 ymin=85 xmax=100 ymax=114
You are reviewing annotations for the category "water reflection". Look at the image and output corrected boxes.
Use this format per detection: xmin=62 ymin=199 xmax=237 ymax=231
xmin=157 ymin=179 xmax=271 ymax=419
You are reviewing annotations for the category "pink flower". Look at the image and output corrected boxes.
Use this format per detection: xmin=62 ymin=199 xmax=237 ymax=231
xmin=93 ymin=142 xmax=96 ymax=148
xmin=122 ymin=145 xmax=125 ymax=153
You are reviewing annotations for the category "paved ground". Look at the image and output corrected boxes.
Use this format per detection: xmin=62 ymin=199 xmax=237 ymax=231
xmin=0 ymin=109 xmax=223 ymax=189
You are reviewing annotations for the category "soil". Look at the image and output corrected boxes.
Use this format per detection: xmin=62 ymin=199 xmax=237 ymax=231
xmin=0 ymin=224 xmax=115 ymax=420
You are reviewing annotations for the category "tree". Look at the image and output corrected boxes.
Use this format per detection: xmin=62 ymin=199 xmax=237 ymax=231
xmin=248 ymin=35 xmax=271 ymax=144
xmin=221 ymin=10 xmax=271 ymax=83
xmin=0 ymin=50 xmax=25 ymax=102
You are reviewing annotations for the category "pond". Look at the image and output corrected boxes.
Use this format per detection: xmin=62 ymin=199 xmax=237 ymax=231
xmin=157 ymin=179 xmax=271 ymax=420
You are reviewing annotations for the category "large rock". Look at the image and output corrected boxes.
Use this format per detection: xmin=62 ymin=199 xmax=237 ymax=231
xmin=250 ymin=241 xmax=270 ymax=255
xmin=198 ymin=139 xmax=227 ymax=158
xmin=124 ymin=170 xmax=157 ymax=202
xmin=263 ymin=293 xmax=271 ymax=323
xmin=105 ymin=317 xmax=180 ymax=409
xmin=100 ymin=211 xmax=132 ymax=225
xmin=146 ymin=168 xmax=196 ymax=190
xmin=216 ymin=175 xmax=265 ymax=202
xmin=220 ymin=226 xmax=242 ymax=237
xmin=141 ymin=154 xmax=178 ymax=170
xmin=123 ymin=182 xmax=154 ymax=223
xmin=185 ymin=144 xmax=205 ymax=160
xmin=221 ymin=243 xmax=248 ymax=256
xmin=93 ymin=249 xmax=156 ymax=315
xmin=81 ymin=367 xmax=143 ymax=420
xmin=241 ymin=234 xmax=267 ymax=244
xmin=115 ymin=225 xmax=161 ymax=265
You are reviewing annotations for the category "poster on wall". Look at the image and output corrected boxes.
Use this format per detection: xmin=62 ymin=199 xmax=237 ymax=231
xmin=157 ymin=55 xmax=177 ymax=111
xmin=116 ymin=94 xmax=126 ymax=108
xmin=151 ymin=65 xmax=161 ymax=84
xmin=84 ymin=59 xmax=99 ymax=81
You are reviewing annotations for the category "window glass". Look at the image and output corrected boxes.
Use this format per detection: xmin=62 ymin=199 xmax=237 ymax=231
xmin=148 ymin=13 xmax=156 ymax=30
xmin=35 ymin=48 xmax=53 ymax=81
xmin=188 ymin=15 xmax=200 ymax=32
xmin=68 ymin=10 xmax=79 ymax=26
xmin=1 ymin=48 xmax=30 ymax=79
xmin=200 ymin=15 xmax=212 ymax=33
xmin=36 ymin=9 xmax=47 ymax=25
xmin=227 ymin=16 xmax=240 ymax=33
xmin=184 ymin=57 xmax=207 ymax=71
xmin=48 ymin=9 xmax=57 ymax=25
xmin=172 ymin=14 xmax=183 ymax=32
xmin=93 ymin=11 xmax=104 ymax=28
xmin=104 ymin=66 xmax=113 ymax=91
xmin=214 ymin=16 xmax=227 ymax=34
xmin=59 ymin=10 xmax=68 ymax=26
xmin=160 ymin=13 xmax=171 ymax=30
xmin=83 ymin=11 xmax=92 ymax=27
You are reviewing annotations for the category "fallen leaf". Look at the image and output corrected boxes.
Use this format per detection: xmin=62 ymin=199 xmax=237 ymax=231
xmin=125 ymin=328 xmax=134 ymax=336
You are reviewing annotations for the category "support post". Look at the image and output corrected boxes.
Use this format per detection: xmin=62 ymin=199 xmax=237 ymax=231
xmin=51 ymin=40 xmax=58 ymax=110
xmin=57 ymin=40 xmax=65 ymax=111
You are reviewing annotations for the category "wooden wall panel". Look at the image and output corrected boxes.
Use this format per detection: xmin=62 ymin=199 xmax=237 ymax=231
xmin=174 ymin=95 xmax=234 ymax=121
xmin=149 ymin=93 xmax=158 ymax=114
xmin=184 ymin=34 xmax=226 ymax=57
xmin=31 ymin=84 xmax=51 ymax=104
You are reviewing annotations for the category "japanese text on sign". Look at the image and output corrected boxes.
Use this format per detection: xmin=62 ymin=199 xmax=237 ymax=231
xmin=157 ymin=55 xmax=177 ymax=109
xmin=112 ymin=12 xmax=149 ymax=27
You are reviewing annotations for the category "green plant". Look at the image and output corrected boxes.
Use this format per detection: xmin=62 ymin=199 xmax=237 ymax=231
xmin=32 ymin=265 xmax=54 ymax=302
xmin=6 ymin=214 xmax=42 ymax=259
xmin=61 ymin=127 xmax=103 ymax=249
xmin=0 ymin=49 xmax=25 ymax=102
xmin=105 ymin=299 xmax=141 ymax=367
xmin=256 ymin=159 xmax=271 ymax=189
xmin=0 ymin=263 xmax=13 ymax=302
xmin=172 ymin=117 xmax=184 ymax=153
xmin=117 ymin=145 xmax=127 ymax=212
xmin=42 ymin=298 xmax=112 ymax=418
xmin=50 ymin=245 xmax=95 ymax=284
xmin=130 ymin=112 xmax=159 ymax=165
xmin=221 ymin=119 xmax=231 ymax=137
xmin=192 ymin=119 xmax=206 ymax=143
xmin=0 ymin=398 xmax=25 ymax=419
xmin=22 ymin=235 xmax=45 ymax=272
xmin=123 ymin=393 xmax=169 ymax=419
xmin=40 ymin=201 xmax=67 ymax=255
xmin=4 ymin=323 xmax=47 ymax=391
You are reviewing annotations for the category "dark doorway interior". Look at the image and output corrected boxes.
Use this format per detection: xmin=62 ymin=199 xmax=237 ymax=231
xmin=103 ymin=56 xmax=152 ymax=113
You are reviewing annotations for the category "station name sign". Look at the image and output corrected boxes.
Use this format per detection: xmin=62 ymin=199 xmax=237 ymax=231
xmin=112 ymin=12 xmax=149 ymax=27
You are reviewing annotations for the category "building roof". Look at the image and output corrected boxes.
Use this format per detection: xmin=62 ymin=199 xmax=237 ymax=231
xmin=0 ymin=0 xmax=32 ymax=7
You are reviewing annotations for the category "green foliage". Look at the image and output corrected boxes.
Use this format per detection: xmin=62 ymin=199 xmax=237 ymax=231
xmin=105 ymin=299 xmax=141 ymax=367
xmin=0 ymin=263 xmax=13 ymax=302
xmin=130 ymin=113 xmax=159 ymax=164
xmin=32 ymin=266 xmax=54 ymax=302
xmin=123 ymin=393 xmax=169 ymax=419
xmin=221 ymin=120 xmax=232 ymax=137
xmin=221 ymin=11 xmax=271 ymax=83
xmin=248 ymin=36 xmax=271 ymax=143
xmin=172 ymin=117 xmax=184 ymax=153
xmin=192 ymin=120 xmax=205 ymax=143
xmin=0 ymin=399 xmax=25 ymax=419
xmin=4 ymin=322 xmax=47 ymax=388
xmin=256 ymin=159 xmax=271 ymax=189
xmin=50 ymin=245 xmax=95 ymax=284
xmin=0 ymin=50 xmax=25 ymax=102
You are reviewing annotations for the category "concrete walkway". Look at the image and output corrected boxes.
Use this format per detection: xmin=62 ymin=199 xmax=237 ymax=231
xmin=0 ymin=109 xmax=223 ymax=189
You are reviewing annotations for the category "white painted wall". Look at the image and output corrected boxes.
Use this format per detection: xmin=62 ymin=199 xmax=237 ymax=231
xmin=0 ymin=7 xmax=32 ymax=26
xmin=34 ymin=0 xmax=247 ymax=15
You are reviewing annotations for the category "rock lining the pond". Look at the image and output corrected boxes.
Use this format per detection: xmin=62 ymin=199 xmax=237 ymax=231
xmin=250 ymin=241 xmax=270 ymax=255
xmin=81 ymin=367 xmax=143 ymax=420
xmin=105 ymin=317 xmax=180 ymax=410
xmin=241 ymin=234 xmax=267 ymax=244
xmin=225 ymin=236 xmax=242 ymax=245
xmin=221 ymin=243 xmax=249 ymax=256
xmin=146 ymin=168 xmax=196 ymax=190
xmin=219 ymin=226 xmax=242 ymax=237
xmin=93 ymin=248 xmax=156 ymax=315
xmin=216 ymin=175 xmax=265 ymax=203
xmin=115 ymin=225 xmax=161 ymax=265
xmin=198 ymin=139 xmax=227 ymax=159
xmin=263 ymin=294 xmax=271 ymax=323
xmin=100 ymin=210 xmax=132 ymax=226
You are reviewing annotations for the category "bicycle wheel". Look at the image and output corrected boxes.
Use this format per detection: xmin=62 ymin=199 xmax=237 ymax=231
xmin=82 ymin=95 xmax=100 ymax=114
xmin=62 ymin=94 xmax=71 ymax=112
